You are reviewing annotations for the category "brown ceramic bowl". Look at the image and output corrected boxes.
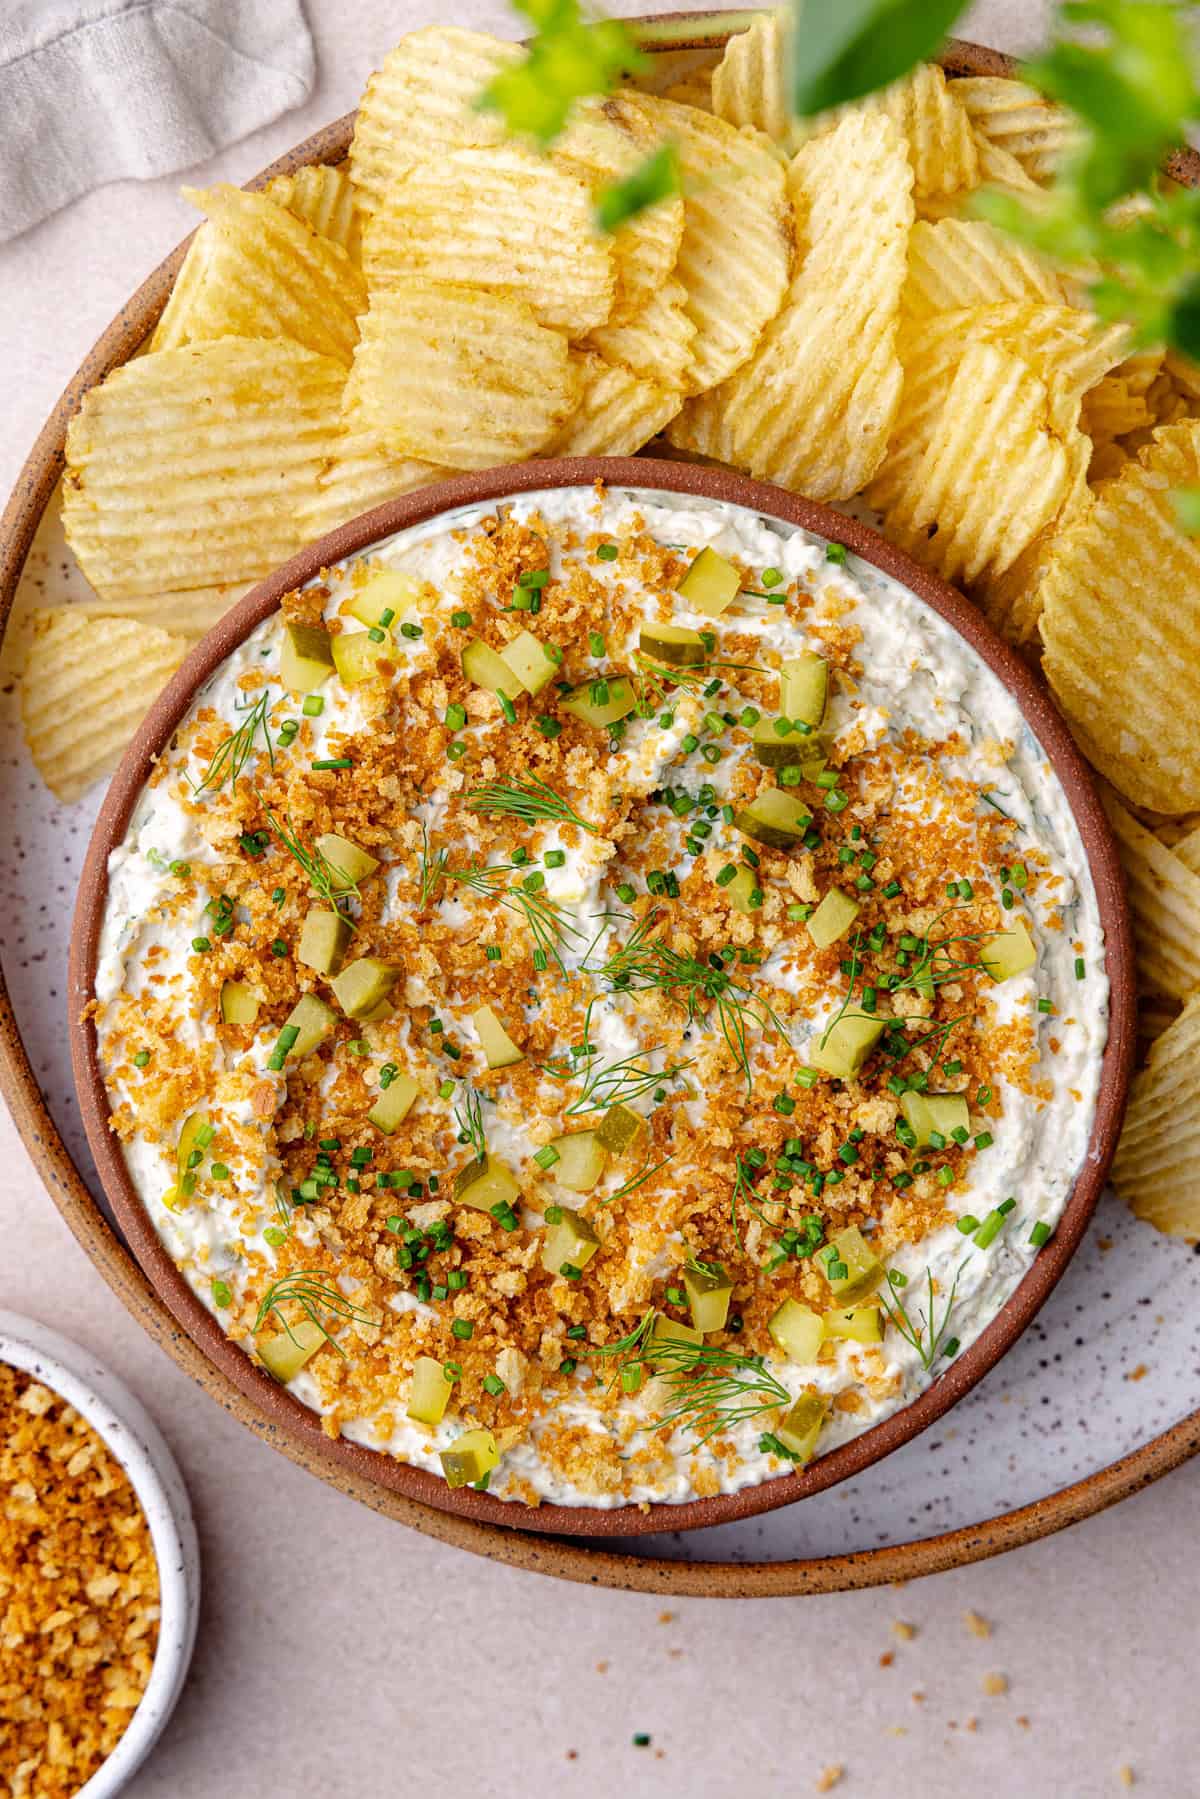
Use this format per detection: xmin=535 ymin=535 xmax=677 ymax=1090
xmin=68 ymin=455 xmax=1135 ymax=1537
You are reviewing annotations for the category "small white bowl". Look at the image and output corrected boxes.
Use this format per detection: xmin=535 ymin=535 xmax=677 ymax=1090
xmin=0 ymin=1309 xmax=200 ymax=1798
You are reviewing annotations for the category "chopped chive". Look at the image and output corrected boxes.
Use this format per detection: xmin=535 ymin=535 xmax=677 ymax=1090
xmin=483 ymin=1373 xmax=506 ymax=1397
xmin=596 ymin=543 xmax=619 ymax=561
xmin=133 ymin=1050 xmax=150 ymax=1068
xmin=312 ymin=757 xmax=352 ymax=771
xmin=534 ymin=1145 xmax=560 ymax=1170
xmin=1029 ymin=1220 xmax=1052 ymax=1247
xmin=267 ymin=1024 xmax=299 ymax=1071
xmin=825 ymin=542 xmax=847 ymax=564
xmin=451 ymin=1318 xmax=474 ymax=1341
xmin=451 ymin=610 xmax=472 ymax=628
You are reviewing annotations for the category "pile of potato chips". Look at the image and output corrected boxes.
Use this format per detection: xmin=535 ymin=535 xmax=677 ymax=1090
xmin=28 ymin=16 xmax=1200 ymax=1235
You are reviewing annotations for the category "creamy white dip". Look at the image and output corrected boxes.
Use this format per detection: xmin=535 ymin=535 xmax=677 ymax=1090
xmin=95 ymin=487 xmax=1107 ymax=1508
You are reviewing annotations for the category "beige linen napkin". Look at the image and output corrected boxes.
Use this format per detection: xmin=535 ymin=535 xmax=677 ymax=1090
xmin=0 ymin=0 xmax=315 ymax=242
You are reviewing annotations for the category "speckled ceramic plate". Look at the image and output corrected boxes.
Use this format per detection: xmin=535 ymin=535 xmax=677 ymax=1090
xmin=2 ymin=17 xmax=1199 ymax=1593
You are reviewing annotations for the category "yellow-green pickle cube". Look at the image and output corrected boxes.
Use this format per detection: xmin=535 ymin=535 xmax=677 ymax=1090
xmin=683 ymin=1259 xmax=733 ymax=1333
xmin=440 ymin=1428 xmax=499 ymax=1490
xmin=821 ymin=1225 xmax=884 ymax=1304
xmin=542 ymin=1206 xmax=600 ymax=1275
xmin=407 ymin=1355 xmax=453 ymax=1426
xmin=774 ymin=1391 xmax=827 ymax=1465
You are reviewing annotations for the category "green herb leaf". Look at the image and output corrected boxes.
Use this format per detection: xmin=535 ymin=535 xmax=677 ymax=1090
xmin=790 ymin=0 xmax=968 ymax=117
xmin=594 ymin=143 xmax=680 ymax=232
xmin=478 ymin=1 xmax=644 ymax=146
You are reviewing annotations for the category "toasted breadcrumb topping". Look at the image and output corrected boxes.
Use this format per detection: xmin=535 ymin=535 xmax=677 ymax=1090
xmin=0 ymin=1364 xmax=160 ymax=1797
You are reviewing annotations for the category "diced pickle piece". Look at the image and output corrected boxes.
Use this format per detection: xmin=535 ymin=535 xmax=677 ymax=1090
xmin=822 ymin=1305 xmax=883 ymax=1345
xmin=678 ymin=546 xmax=740 ymax=617
xmin=541 ymin=1205 xmax=600 ymax=1275
xmin=471 ymin=1003 xmax=523 ymax=1069
xmin=639 ymin=622 xmax=706 ymax=666
xmin=780 ymin=652 xmax=829 ymax=728
xmin=330 ymin=957 xmax=401 ymax=1019
xmin=549 ymin=1130 xmax=608 ymax=1193
xmin=650 ymin=1313 xmax=703 ymax=1352
xmin=683 ymin=1259 xmax=733 ymax=1333
xmin=314 ymin=832 xmax=379 ymax=888
xmin=453 ymin=1154 xmax=520 ymax=1212
xmin=594 ymin=1103 xmax=645 ymax=1156
xmin=501 ymin=629 xmax=559 ymax=696
xmin=219 ymin=980 xmax=259 ymax=1026
xmin=463 ymin=637 xmax=519 ymax=696
xmin=560 ymin=675 xmax=637 ymax=729
xmin=369 ymin=1072 xmax=419 ymax=1134
xmin=774 ymin=1391 xmax=827 ymax=1465
xmin=768 ymin=1297 xmax=824 ymax=1364
xmin=440 ymin=1427 xmax=499 ymax=1490
xmin=331 ymin=627 xmax=394 ymax=686
xmin=258 ymin=1317 xmax=326 ymax=1383
xmin=750 ymin=717 xmax=818 ymax=769
xmin=297 ymin=907 xmax=351 ymax=976
xmin=407 ymin=1354 xmax=452 ymax=1426
xmin=280 ymin=621 xmax=335 ymax=694
xmin=982 ymin=918 xmax=1037 ymax=982
xmin=344 ymin=569 xmax=421 ymax=626
xmin=176 ymin=1111 xmax=212 ymax=1193
xmin=821 ymin=1225 xmax=884 ymax=1304
xmin=726 ymin=864 xmax=762 ymax=915
xmin=734 ymin=787 xmax=812 ymax=849
xmin=900 ymin=1090 xmax=970 ymax=1147
xmin=806 ymin=888 xmax=860 ymax=950
xmin=810 ymin=1013 xmax=884 ymax=1079
xmin=282 ymin=993 xmax=337 ymax=1059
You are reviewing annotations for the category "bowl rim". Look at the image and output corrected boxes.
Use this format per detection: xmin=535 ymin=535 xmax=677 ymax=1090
xmin=0 ymin=1308 xmax=199 ymax=1798
xmin=67 ymin=454 xmax=1136 ymax=1538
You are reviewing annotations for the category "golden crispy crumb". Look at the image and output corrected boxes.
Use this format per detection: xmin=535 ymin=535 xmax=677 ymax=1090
xmin=983 ymin=1672 xmax=1009 ymax=1697
xmin=1118 ymin=1766 xmax=1135 ymax=1788
xmin=964 ymin=1609 xmax=991 ymax=1638
xmin=0 ymin=1364 xmax=160 ymax=1797
xmin=815 ymin=1767 xmax=844 ymax=1793
xmin=892 ymin=1619 xmax=916 ymax=1641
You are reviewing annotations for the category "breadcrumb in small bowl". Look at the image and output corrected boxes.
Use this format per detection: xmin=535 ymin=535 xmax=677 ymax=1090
xmin=0 ymin=1310 xmax=199 ymax=1799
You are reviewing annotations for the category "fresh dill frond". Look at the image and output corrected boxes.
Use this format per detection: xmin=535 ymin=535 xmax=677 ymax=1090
xmin=877 ymin=1259 xmax=971 ymax=1371
xmin=594 ymin=912 xmax=789 ymax=1090
xmin=262 ymin=805 xmax=359 ymax=923
xmin=454 ymin=1084 xmax=487 ymax=1160
xmin=543 ymin=999 xmax=692 ymax=1114
xmin=596 ymin=1153 xmax=673 ymax=1209
xmin=729 ymin=1152 xmax=784 ymax=1251
xmin=254 ymin=1270 xmax=378 ymax=1358
xmin=591 ymin=1314 xmax=790 ymax=1444
xmin=194 ymin=690 xmax=275 ymax=797
xmin=444 ymin=858 xmax=584 ymax=972
xmin=418 ymin=825 xmax=449 ymax=908
xmin=629 ymin=652 xmax=768 ymax=709
xmin=466 ymin=774 xmax=599 ymax=837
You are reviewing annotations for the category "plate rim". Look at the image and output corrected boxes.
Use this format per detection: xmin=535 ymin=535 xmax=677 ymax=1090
xmin=66 ymin=454 xmax=1134 ymax=1538
xmin=2 ymin=14 xmax=1197 ymax=1591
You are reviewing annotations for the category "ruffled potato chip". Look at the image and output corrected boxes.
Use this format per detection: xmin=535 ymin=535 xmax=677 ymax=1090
xmin=362 ymin=144 xmax=614 ymax=338
xmin=902 ymin=218 xmax=1063 ymax=321
xmin=152 ymin=184 xmax=365 ymax=365
xmin=62 ymin=338 xmax=345 ymax=601
xmin=583 ymin=277 xmax=696 ymax=390
xmin=263 ymin=164 xmax=361 ymax=262
xmin=952 ymin=76 xmax=1079 ymax=185
xmin=343 ymin=280 xmax=575 ymax=471
xmin=710 ymin=12 xmax=794 ymax=146
xmin=552 ymin=354 xmax=682 ymax=456
xmin=553 ymin=101 xmax=685 ymax=324
xmin=668 ymin=109 xmax=912 ymax=501
xmin=619 ymin=93 xmax=792 ymax=396
xmin=1112 ymin=993 xmax=1200 ymax=1240
xmin=1101 ymin=786 xmax=1200 ymax=1001
xmin=349 ymin=26 xmax=518 ymax=217
xmin=1041 ymin=421 xmax=1200 ymax=813
xmin=69 ymin=582 xmax=247 ymax=637
xmin=889 ymin=340 xmax=1077 ymax=585
xmin=22 ymin=610 xmax=189 ymax=803
xmin=300 ymin=426 xmax=446 ymax=543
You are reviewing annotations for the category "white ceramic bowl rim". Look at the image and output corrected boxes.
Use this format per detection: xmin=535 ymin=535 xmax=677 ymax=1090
xmin=0 ymin=1309 xmax=199 ymax=1799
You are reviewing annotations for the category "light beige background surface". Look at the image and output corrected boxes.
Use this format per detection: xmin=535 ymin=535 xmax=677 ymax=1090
xmin=1 ymin=4 xmax=1195 ymax=1795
